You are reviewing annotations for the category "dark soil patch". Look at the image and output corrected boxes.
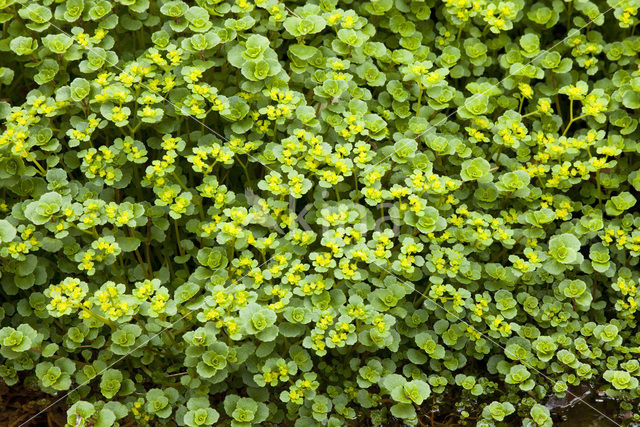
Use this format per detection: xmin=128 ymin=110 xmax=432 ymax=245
xmin=0 ymin=382 xmax=67 ymax=427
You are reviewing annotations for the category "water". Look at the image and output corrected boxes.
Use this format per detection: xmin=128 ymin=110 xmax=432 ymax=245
xmin=547 ymin=385 xmax=634 ymax=426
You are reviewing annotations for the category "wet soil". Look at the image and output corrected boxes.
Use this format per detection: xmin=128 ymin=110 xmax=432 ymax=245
xmin=548 ymin=384 xmax=635 ymax=427
xmin=0 ymin=382 xmax=66 ymax=427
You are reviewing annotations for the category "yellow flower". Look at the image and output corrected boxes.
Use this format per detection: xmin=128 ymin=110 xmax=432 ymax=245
xmin=518 ymin=83 xmax=533 ymax=99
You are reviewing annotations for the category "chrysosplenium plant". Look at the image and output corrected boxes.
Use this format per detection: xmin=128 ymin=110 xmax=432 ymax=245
xmin=2 ymin=0 xmax=640 ymax=425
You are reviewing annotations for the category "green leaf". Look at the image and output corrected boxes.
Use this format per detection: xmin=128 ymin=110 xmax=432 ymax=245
xmin=117 ymin=237 xmax=141 ymax=252
xmin=0 ymin=220 xmax=16 ymax=243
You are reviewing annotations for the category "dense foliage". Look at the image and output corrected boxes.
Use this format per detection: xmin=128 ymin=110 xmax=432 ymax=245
xmin=1 ymin=0 xmax=640 ymax=425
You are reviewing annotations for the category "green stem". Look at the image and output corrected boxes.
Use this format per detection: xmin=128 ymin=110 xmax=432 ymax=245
xmin=353 ymin=170 xmax=359 ymax=199
xmin=164 ymin=329 xmax=179 ymax=348
xmin=595 ymin=170 xmax=602 ymax=209
xmin=569 ymin=98 xmax=574 ymax=121
xmin=111 ymin=262 xmax=127 ymax=284
xmin=174 ymin=219 xmax=184 ymax=257
xmin=235 ymin=157 xmax=252 ymax=187
xmin=174 ymin=219 xmax=189 ymax=275
xmin=129 ymin=227 xmax=150 ymax=279
xmin=81 ymin=306 xmax=119 ymax=330
xmin=171 ymin=172 xmax=190 ymax=193
xmin=25 ymin=152 xmax=47 ymax=176
xmin=416 ymin=83 xmax=423 ymax=115
xmin=139 ymin=362 xmax=155 ymax=379
xmin=562 ymin=113 xmax=588 ymax=137
xmin=129 ymin=121 xmax=142 ymax=135
xmin=518 ymin=95 xmax=525 ymax=114
xmin=70 ymin=223 xmax=99 ymax=239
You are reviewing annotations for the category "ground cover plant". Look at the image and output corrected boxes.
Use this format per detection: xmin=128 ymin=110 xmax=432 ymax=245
xmin=1 ymin=0 xmax=640 ymax=425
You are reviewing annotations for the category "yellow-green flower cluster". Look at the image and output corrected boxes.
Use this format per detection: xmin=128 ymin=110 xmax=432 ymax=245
xmin=45 ymin=278 xmax=89 ymax=317
xmin=89 ymin=282 xmax=137 ymax=322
